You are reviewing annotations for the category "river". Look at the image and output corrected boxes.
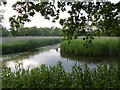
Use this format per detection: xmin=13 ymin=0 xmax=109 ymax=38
xmin=1 ymin=44 xmax=119 ymax=72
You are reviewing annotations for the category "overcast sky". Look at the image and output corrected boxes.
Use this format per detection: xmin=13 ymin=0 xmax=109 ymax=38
xmin=0 ymin=0 xmax=119 ymax=29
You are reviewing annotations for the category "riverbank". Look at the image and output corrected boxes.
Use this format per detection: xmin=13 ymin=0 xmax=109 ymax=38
xmin=1 ymin=37 xmax=62 ymax=55
xmin=60 ymin=37 xmax=120 ymax=57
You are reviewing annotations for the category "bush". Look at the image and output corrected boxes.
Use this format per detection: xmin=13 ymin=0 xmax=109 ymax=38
xmin=2 ymin=62 xmax=120 ymax=88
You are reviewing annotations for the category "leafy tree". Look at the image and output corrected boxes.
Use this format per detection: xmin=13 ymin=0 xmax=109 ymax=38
xmin=51 ymin=27 xmax=61 ymax=36
xmin=11 ymin=26 xmax=62 ymax=36
xmin=0 ymin=27 xmax=13 ymax=37
xmin=0 ymin=1 xmax=12 ymax=37
xmin=16 ymin=27 xmax=28 ymax=36
xmin=25 ymin=26 xmax=41 ymax=36
xmin=7 ymin=1 xmax=120 ymax=40
xmin=42 ymin=27 xmax=51 ymax=36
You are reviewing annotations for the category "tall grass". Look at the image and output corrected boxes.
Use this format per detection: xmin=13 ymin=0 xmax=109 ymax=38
xmin=60 ymin=37 xmax=120 ymax=57
xmin=2 ymin=37 xmax=62 ymax=55
xmin=2 ymin=62 xmax=120 ymax=88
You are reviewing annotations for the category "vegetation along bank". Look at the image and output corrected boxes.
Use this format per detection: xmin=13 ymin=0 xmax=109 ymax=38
xmin=2 ymin=37 xmax=62 ymax=55
xmin=60 ymin=37 xmax=120 ymax=57
xmin=2 ymin=62 xmax=120 ymax=88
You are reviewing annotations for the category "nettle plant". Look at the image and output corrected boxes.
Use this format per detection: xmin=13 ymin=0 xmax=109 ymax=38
xmin=9 ymin=1 xmax=120 ymax=42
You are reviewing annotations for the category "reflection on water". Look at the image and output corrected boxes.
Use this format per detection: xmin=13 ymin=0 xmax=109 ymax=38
xmin=61 ymin=52 xmax=119 ymax=64
xmin=2 ymin=44 xmax=119 ymax=72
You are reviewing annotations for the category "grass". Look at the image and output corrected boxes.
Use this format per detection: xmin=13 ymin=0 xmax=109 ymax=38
xmin=60 ymin=37 xmax=120 ymax=57
xmin=2 ymin=62 xmax=120 ymax=88
xmin=1 ymin=37 xmax=62 ymax=55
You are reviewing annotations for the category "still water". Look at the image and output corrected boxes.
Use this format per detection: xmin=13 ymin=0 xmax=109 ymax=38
xmin=1 ymin=44 xmax=119 ymax=72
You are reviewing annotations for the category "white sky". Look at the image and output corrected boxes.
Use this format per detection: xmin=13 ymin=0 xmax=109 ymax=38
xmin=0 ymin=0 xmax=120 ymax=29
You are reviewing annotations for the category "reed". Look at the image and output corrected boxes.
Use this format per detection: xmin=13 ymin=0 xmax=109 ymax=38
xmin=60 ymin=37 xmax=120 ymax=57
xmin=2 ymin=37 xmax=62 ymax=55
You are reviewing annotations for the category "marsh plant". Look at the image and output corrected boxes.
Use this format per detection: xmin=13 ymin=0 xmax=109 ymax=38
xmin=2 ymin=62 xmax=120 ymax=88
xmin=60 ymin=37 xmax=120 ymax=57
xmin=1 ymin=37 xmax=62 ymax=55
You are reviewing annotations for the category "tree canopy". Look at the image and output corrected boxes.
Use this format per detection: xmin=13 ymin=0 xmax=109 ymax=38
xmin=4 ymin=1 xmax=120 ymax=41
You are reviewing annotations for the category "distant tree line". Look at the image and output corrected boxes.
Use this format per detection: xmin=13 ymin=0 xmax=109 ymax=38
xmin=0 ymin=27 xmax=117 ymax=37
xmin=0 ymin=27 xmax=13 ymax=37
xmin=0 ymin=26 xmax=119 ymax=37
xmin=0 ymin=26 xmax=62 ymax=37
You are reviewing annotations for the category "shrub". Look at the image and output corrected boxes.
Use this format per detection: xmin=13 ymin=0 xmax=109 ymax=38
xmin=2 ymin=62 xmax=120 ymax=88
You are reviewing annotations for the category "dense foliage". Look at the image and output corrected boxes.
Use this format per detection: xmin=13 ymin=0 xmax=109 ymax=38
xmin=11 ymin=27 xmax=62 ymax=36
xmin=60 ymin=37 xmax=120 ymax=57
xmin=0 ymin=27 xmax=62 ymax=37
xmin=0 ymin=28 xmax=13 ymax=37
xmin=2 ymin=62 xmax=120 ymax=88
xmin=2 ymin=37 xmax=62 ymax=55
xmin=1 ymin=1 xmax=120 ymax=89
xmin=9 ymin=1 xmax=120 ymax=41
xmin=2 ymin=26 xmax=118 ymax=37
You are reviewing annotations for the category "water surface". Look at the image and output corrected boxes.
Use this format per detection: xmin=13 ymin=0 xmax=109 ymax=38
xmin=2 ymin=44 xmax=119 ymax=72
